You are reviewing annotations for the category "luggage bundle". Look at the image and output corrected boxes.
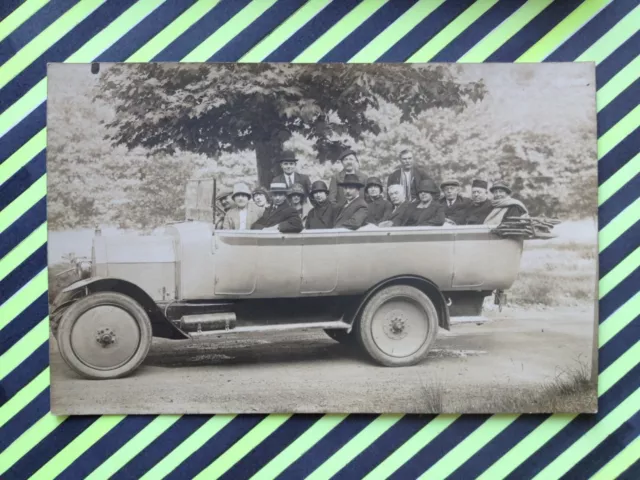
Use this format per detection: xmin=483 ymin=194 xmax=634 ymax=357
xmin=491 ymin=216 xmax=560 ymax=240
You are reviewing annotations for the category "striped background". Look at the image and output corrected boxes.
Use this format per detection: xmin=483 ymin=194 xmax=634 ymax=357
xmin=0 ymin=0 xmax=638 ymax=478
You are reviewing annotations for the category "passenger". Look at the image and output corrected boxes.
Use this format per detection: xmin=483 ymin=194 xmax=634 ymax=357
xmin=386 ymin=148 xmax=432 ymax=202
xmin=272 ymin=151 xmax=311 ymax=196
xmin=251 ymin=182 xmax=303 ymax=233
xmin=252 ymin=186 xmax=270 ymax=209
xmin=378 ymin=184 xmax=410 ymax=227
xmin=214 ymin=189 xmax=233 ymax=229
xmin=305 ymin=181 xmax=335 ymax=229
xmin=287 ymin=183 xmax=311 ymax=223
xmin=462 ymin=179 xmax=493 ymax=225
xmin=328 ymin=148 xmax=368 ymax=205
xmin=395 ymin=179 xmax=445 ymax=226
xmin=365 ymin=177 xmax=392 ymax=225
xmin=333 ymin=174 xmax=369 ymax=230
xmin=484 ymin=180 xmax=529 ymax=225
xmin=222 ymin=183 xmax=265 ymax=230
xmin=439 ymin=179 xmax=471 ymax=225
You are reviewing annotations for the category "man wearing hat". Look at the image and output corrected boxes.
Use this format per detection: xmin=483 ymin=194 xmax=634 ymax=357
xmin=251 ymin=182 xmax=303 ymax=233
xmin=222 ymin=183 xmax=265 ymax=230
xmin=439 ymin=179 xmax=471 ymax=225
xmin=462 ymin=179 xmax=493 ymax=225
xmin=214 ymin=189 xmax=234 ymax=229
xmin=484 ymin=180 xmax=528 ymax=225
xmin=328 ymin=148 xmax=368 ymax=205
xmin=305 ymin=180 xmax=335 ymax=229
xmin=333 ymin=174 xmax=369 ymax=230
xmin=386 ymin=148 xmax=432 ymax=202
xmin=272 ymin=150 xmax=311 ymax=196
xmin=394 ymin=179 xmax=445 ymax=226
xmin=365 ymin=177 xmax=392 ymax=225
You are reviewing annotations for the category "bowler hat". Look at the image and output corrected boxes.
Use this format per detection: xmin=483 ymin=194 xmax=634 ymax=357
xmin=490 ymin=180 xmax=512 ymax=195
xmin=472 ymin=179 xmax=488 ymax=190
xmin=269 ymin=182 xmax=289 ymax=194
xmin=310 ymin=180 xmax=329 ymax=194
xmin=231 ymin=182 xmax=251 ymax=199
xmin=338 ymin=173 xmax=364 ymax=188
xmin=440 ymin=179 xmax=461 ymax=189
xmin=277 ymin=151 xmax=298 ymax=163
xmin=417 ymin=178 xmax=440 ymax=195
xmin=287 ymin=183 xmax=306 ymax=198
xmin=366 ymin=177 xmax=384 ymax=190
xmin=338 ymin=148 xmax=358 ymax=162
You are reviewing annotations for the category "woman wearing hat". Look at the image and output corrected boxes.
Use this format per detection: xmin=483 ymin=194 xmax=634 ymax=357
xmin=394 ymin=179 xmax=445 ymax=227
xmin=222 ymin=182 xmax=265 ymax=230
xmin=328 ymin=148 xmax=368 ymax=205
xmin=252 ymin=186 xmax=270 ymax=209
xmin=365 ymin=177 xmax=392 ymax=225
xmin=287 ymin=182 xmax=312 ymax=223
xmin=305 ymin=180 xmax=335 ymax=229
xmin=484 ymin=180 xmax=528 ymax=225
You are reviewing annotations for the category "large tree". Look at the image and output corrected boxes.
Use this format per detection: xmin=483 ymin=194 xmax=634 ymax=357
xmin=97 ymin=63 xmax=485 ymax=186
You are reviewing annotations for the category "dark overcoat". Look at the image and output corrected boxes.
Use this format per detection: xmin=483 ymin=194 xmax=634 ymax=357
xmin=386 ymin=166 xmax=432 ymax=202
xmin=463 ymin=199 xmax=493 ymax=225
xmin=328 ymin=170 xmax=368 ymax=205
xmin=333 ymin=196 xmax=368 ymax=230
xmin=385 ymin=202 xmax=411 ymax=225
xmin=439 ymin=195 xmax=472 ymax=225
xmin=397 ymin=201 xmax=445 ymax=227
xmin=251 ymin=202 xmax=303 ymax=233
xmin=305 ymin=202 xmax=335 ymax=229
xmin=366 ymin=196 xmax=393 ymax=225
xmin=272 ymin=172 xmax=312 ymax=196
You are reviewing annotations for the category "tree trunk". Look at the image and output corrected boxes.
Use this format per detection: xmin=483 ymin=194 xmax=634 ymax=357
xmin=255 ymin=140 xmax=284 ymax=188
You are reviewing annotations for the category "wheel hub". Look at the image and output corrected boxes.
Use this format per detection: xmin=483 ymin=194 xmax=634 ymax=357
xmin=96 ymin=327 xmax=116 ymax=347
xmin=383 ymin=310 xmax=409 ymax=340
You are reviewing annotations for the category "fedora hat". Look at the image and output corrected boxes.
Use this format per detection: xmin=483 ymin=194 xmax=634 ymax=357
xmin=269 ymin=182 xmax=289 ymax=194
xmin=277 ymin=150 xmax=298 ymax=163
xmin=231 ymin=182 xmax=252 ymax=199
xmin=440 ymin=179 xmax=461 ymax=189
xmin=490 ymin=180 xmax=512 ymax=195
xmin=310 ymin=180 xmax=329 ymax=194
xmin=338 ymin=173 xmax=365 ymax=188
xmin=417 ymin=178 xmax=440 ymax=195
xmin=338 ymin=148 xmax=358 ymax=163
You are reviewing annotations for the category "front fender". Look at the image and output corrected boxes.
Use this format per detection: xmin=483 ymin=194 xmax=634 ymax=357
xmin=54 ymin=276 xmax=188 ymax=340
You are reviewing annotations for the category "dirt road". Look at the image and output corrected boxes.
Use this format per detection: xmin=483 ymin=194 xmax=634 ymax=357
xmin=50 ymin=309 xmax=596 ymax=414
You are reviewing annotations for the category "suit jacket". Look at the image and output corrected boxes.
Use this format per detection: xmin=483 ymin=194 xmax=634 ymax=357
xmin=333 ymin=196 xmax=368 ymax=230
xmin=366 ymin=196 xmax=393 ymax=225
xmin=328 ymin=170 xmax=368 ymax=205
xmin=439 ymin=195 xmax=472 ymax=225
xmin=398 ymin=201 xmax=445 ymax=227
xmin=384 ymin=202 xmax=411 ymax=225
xmin=273 ymin=172 xmax=312 ymax=196
xmin=305 ymin=201 xmax=335 ymax=229
xmin=222 ymin=203 xmax=264 ymax=230
xmin=387 ymin=166 xmax=432 ymax=202
xmin=251 ymin=201 xmax=303 ymax=233
xmin=463 ymin=199 xmax=493 ymax=225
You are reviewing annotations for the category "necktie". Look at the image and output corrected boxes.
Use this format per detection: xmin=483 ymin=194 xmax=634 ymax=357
xmin=287 ymin=175 xmax=292 ymax=187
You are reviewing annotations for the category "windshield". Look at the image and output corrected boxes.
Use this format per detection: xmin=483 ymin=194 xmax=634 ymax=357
xmin=185 ymin=178 xmax=216 ymax=222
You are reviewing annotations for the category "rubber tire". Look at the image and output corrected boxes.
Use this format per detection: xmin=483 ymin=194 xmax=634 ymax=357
xmin=357 ymin=285 xmax=438 ymax=367
xmin=324 ymin=329 xmax=356 ymax=346
xmin=56 ymin=292 xmax=152 ymax=379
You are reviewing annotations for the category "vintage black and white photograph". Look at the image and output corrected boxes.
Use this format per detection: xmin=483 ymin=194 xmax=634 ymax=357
xmin=47 ymin=62 xmax=598 ymax=414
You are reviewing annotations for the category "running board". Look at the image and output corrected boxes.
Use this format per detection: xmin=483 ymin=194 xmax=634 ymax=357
xmin=189 ymin=320 xmax=351 ymax=337
xmin=450 ymin=316 xmax=491 ymax=325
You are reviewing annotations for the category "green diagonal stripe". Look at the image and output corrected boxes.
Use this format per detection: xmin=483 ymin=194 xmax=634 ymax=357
xmin=349 ymin=0 xmax=446 ymax=63
xmin=0 ymin=175 xmax=46 ymax=234
xmin=194 ymin=414 xmax=291 ymax=480
xmin=307 ymin=415 xmax=403 ymax=480
xmin=459 ymin=0 xmax=555 ymax=62
xmin=0 ymin=367 xmax=49 ymax=430
xmin=408 ymin=0 xmax=500 ymax=62
xmin=0 ymin=317 xmax=48 ymax=381
xmin=182 ymin=0 xmax=278 ymax=62
xmin=0 ymin=0 xmax=106 ymax=90
xmin=0 ymin=223 xmax=47 ymax=282
xmin=591 ymin=434 xmax=640 ymax=480
xmin=598 ymin=341 xmax=639 ymax=395
xmin=240 ymin=0 xmax=331 ymax=62
xmin=293 ymin=0 xmax=389 ymax=63
xmin=0 ymin=269 xmax=48 ymax=330
xmin=140 ymin=416 xmax=235 ymax=480
xmin=250 ymin=414 xmax=346 ymax=480
xmin=599 ymin=153 xmax=639 ymax=205
xmin=532 ymin=389 xmax=640 ymax=479
xmin=597 ymin=56 xmax=640 ymax=111
xmin=0 ymin=413 xmax=67 ymax=476
xmin=599 ymin=198 xmax=640 ymax=252
xmin=86 ymin=415 xmax=182 ymax=480
xmin=419 ymin=415 xmax=519 ymax=479
xmin=0 ymin=0 xmax=48 ymax=44
xmin=32 ymin=416 xmax=126 ymax=480
xmin=600 ymin=248 xmax=640 ymax=299
xmin=363 ymin=416 xmax=459 ymax=479
xmin=598 ymin=104 xmax=639 ymax=159
xmin=600 ymin=292 xmax=640 ymax=347
xmin=577 ymin=4 xmax=640 ymax=63
xmin=0 ymin=129 xmax=46 ymax=186
xmin=517 ymin=0 xmax=610 ymax=62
